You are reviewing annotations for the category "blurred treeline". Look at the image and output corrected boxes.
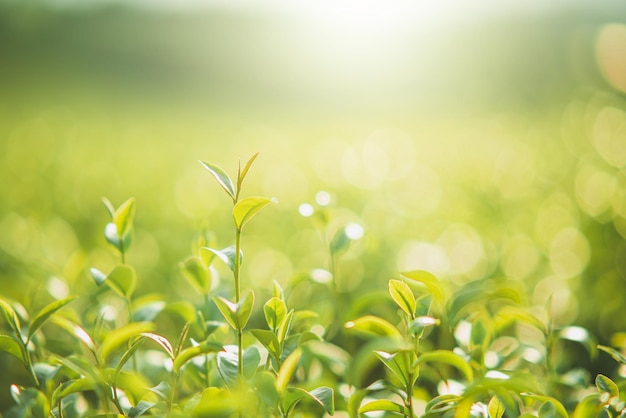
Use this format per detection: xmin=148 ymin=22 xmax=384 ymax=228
xmin=1 ymin=0 xmax=626 ymax=403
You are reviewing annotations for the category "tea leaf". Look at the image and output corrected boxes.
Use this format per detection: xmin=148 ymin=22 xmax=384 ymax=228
xmin=264 ymin=296 xmax=287 ymax=331
xmin=106 ymin=265 xmax=137 ymax=299
xmin=281 ymin=387 xmax=334 ymax=416
xmin=233 ymin=196 xmax=274 ymax=231
xmin=276 ymin=348 xmax=302 ymax=392
xmin=28 ymin=295 xmax=78 ymax=341
xmin=199 ymin=160 xmax=236 ymax=200
xmin=595 ymin=374 xmax=619 ymax=398
xmin=571 ymin=394 xmax=603 ymax=418
xmin=521 ymin=394 xmax=568 ymax=418
xmin=250 ymin=329 xmax=281 ymax=360
xmin=202 ymin=246 xmax=240 ymax=272
xmin=113 ymin=197 xmax=135 ymax=239
xmin=488 ymin=396 xmax=505 ymax=418
xmin=0 ymin=298 xmax=22 ymax=336
xmin=51 ymin=377 xmax=95 ymax=406
xmin=330 ymin=228 xmax=351 ymax=256
xmin=102 ymin=197 xmax=116 ymax=218
xmin=598 ymin=345 xmax=626 ymax=365
xmin=173 ymin=339 xmax=222 ymax=373
xmin=253 ymin=371 xmax=279 ymax=408
xmin=180 ymin=256 xmax=211 ymax=294
xmin=237 ymin=152 xmax=259 ymax=189
xmin=389 ymin=279 xmax=416 ymax=317
xmin=416 ymin=350 xmax=474 ymax=383
xmin=216 ymin=345 xmax=260 ymax=387
xmin=90 ymin=267 xmax=107 ymax=287
xmin=359 ymin=399 xmax=409 ymax=416
xmin=0 ymin=334 xmax=24 ymax=363
xmin=192 ymin=387 xmax=236 ymax=418
xmin=401 ymin=270 xmax=445 ymax=303
xmin=140 ymin=332 xmax=174 ymax=359
xmin=344 ymin=315 xmax=401 ymax=338
xmin=237 ymin=289 xmax=255 ymax=330
xmin=375 ymin=349 xmax=418 ymax=387
xmin=99 ymin=322 xmax=155 ymax=363
xmin=128 ymin=400 xmax=155 ymax=418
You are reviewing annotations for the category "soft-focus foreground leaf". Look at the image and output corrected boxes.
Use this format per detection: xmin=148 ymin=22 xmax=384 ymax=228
xmin=28 ymin=295 xmax=78 ymax=341
xmin=521 ymin=394 xmax=568 ymax=418
xmin=0 ymin=298 xmax=22 ymax=335
xmin=216 ymin=345 xmax=260 ymax=387
xmin=51 ymin=377 xmax=95 ymax=406
xmin=488 ymin=396 xmax=505 ymax=418
xmin=105 ymin=265 xmax=137 ymax=299
xmin=598 ymin=345 xmax=626 ymax=365
xmin=276 ymin=348 xmax=302 ymax=392
xmin=173 ymin=339 xmax=222 ymax=373
xmin=375 ymin=349 xmax=418 ymax=388
xmin=199 ymin=160 xmax=236 ymax=200
xmin=99 ymin=322 xmax=155 ymax=363
xmin=233 ymin=196 xmax=275 ymax=230
xmin=192 ymin=387 xmax=236 ymax=418
xmin=401 ymin=270 xmax=445 ymax=303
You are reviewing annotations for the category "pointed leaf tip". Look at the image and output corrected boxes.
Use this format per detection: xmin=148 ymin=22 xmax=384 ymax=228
xmin=199 ymin=160 xmax=236 ymax=200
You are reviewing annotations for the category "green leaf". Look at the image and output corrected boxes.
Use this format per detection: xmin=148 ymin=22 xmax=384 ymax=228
xmin=115 ymin=338 xmax=145 ymax=376
xmin=598 ymin=345 xmax=626 ymax=365
xmin=90 ymin=267 xmax=107 ymax=287
xmin=344 ymin=315 xmax=402 ymax=338
xmin=401 ymin=270 xmax=445 ymax=303
xmin=128 ymin=400 xmax=155 ymax=418
xmin=106 ymin=265 xmax=137 ymax=299
xmin=99 ymin=322 xmax=155 ymax=363
xmin=276 ymin=348 xmax=301 ymax=393
xmin=408 ymin=316 xmax=440 ymax=336
xmin=416 ymin=350 xmax=474 ymax=383
xmin=557 ymin=326 xmax=597 ymax=358
xmin=141 ymin=332 xmax=174 ymax=359
xmin=213 ymin=290 xmax=255 ymax=331
xmin=264 ymin=297 xmax=287 ymax=332
xmin=0 ymin=298 xmax=21 ymax=335
xmin=192 ymin=387 xmax=236 ymax=418
xmin=389 ymin=279 xmax=416 ymax=317
xmin=572 ymin=394 xmax=603 ymax=418
xmin=521 ymin=394 xmax=568 ymax=418
xmin=330 ymin=228 xmax=350 ymax=256
xmin=114 ymin=197 xmax=135 ymax=239
xmin=596 ymin=374 xmax=619 ymax=398
xmin=358 ymin=399 xmax=409 ymax=416
xmin=51 ymin=377 xmax=95 ymax=406
xmin=237 ymin=152 xmax=259 ymax=189
xmin=488 ymin=396 xmax=505 ymax=418
xmin=281 ymin=387 xmax=334 ymax=416
xmin=216 ymin=345 xmax=261 ymax=387
xmin=199 ymin=160 xmax=236 ymax=200
xmin=495 ymin=306 xmax=547 ymax=335
xmin=104 ymin=222 xmax=132 ymax=253
xmin=277 ymin=310 xmax=294 ymax=345
xmin=27 ymin=295 xmax=78 ymax=341
xmin=253 ymin=371 xmax=279 ymax=409
xmin=233 ymin=196 xmax=274 ymax=231
xmin=375 ymin=349 xmax=418 ymax=388
xmin=180 ymin=256 xmax=211 ymax=294
xmin=202 ymin=246 xmax=241 ymax=272
xmin=0 ymin=334 xmax=24 ymax=363
xmin=173 ymin=339 xmax=222 ymax=373
xmin=250 ymin=329 xmax=281 ymax=360
xmin=102 ymin=197 xmax=116 ymax=218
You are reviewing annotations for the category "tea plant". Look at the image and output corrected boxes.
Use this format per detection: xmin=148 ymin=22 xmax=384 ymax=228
xmin=0 ymin=154 xmax=625 ymax=418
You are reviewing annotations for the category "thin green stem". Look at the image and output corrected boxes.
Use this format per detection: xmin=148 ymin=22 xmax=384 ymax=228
xmin=169 ymin=371 xmax=179 ymax=414
xmin=234 ymin=229 xmax=242 ymax=301
xmin=23 ymin=347 xmax=40 ymax=387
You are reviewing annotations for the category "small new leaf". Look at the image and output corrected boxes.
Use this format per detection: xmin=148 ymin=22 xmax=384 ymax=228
xmin=113 ymin=197 xmax=135 ymax=239
xmin=28 ymin=295 xmax=78 ymax=341
xmin=389 ymin=279 xmax=416 ymax=317
xmin=199 ymin=160 xmax=236 ymax=200
xmin=233 ymin=197 xmax=275 ymax=231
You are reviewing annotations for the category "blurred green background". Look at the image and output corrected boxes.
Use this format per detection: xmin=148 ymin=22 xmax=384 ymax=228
xmin=1 ymin=0 xmax=626 ymax=395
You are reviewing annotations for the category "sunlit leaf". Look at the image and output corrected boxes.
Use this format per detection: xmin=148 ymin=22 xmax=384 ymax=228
xmin=495 ymin=306 xmax=547 ymax=335
xmin=213 ymin=290 xmax=255 ymax=331
xmin=408 ymin=316 xmax=440 ymax=336
xmin=344 ymin=315 xmax=401 ymax=338
xmin=99 ymin=322 xmax=155 ymax=363
xmin=199 ymin=160 xmax=236 ymax=200
xmin=571 ymin=394 xmax=603 ymax=418
xmin=27 ymin=295 xmax=78 ymax=341
xmin=281 ymin=387 xmax=334 ymax=416
xmin=425 ymin=394 xmax=461 ymax=413
xmin=173 ymin=339 xmax=222 ymax=373
xmin=237 ymin=152 xmax=259 ymax=189
xmin=250 ymin=329 xmax=281 ymax=360
xmin=90 ymin=267 xmax=107 ymax=287
xmin=216 ymin=345 xmax=260 ymax=387
xmin=115 ymin=338 xmax=145 ymax=377
xmin=416 ymin=350 xmax=474 ymax=383
xmin=488 ymin=396 xmax=505 ymax=418
xmin=233 ymin=196 xmax=275 ymax=231
xmin=389 ymin=279 xmax=416 ymax=317
xmin=102 ymin=197 xmax=116 ymax=218
xmin=141 ymin=332 xmax=174 ymax=359
xmin=375 ymin=349 xmax=418 ymax=388
xmin=113 ymin=197 xmax=135 ymax=239
xmin=359 ymin=399 xmax=409 ymax=416
xmin=401 ymin=270 xmax=445 ymax=303
xmin=276 ymin=348 xmax=301 ymax=392
xmin=0 ymin=334 xmax=24 ymax=363
xmin=254 ymin=371 xmax=279 ymax=409
xmin=106 ymin=265 xmax=137 ymax=299
xmin=0 ymin=298 xmax=22 ymax=335
xmin=202 ymin=246 xmax=241 ymax=272
xmin=180 ymin=256 xmax=211 ymax=294
xmin=264 ymin=297 xmax=287 ymax=332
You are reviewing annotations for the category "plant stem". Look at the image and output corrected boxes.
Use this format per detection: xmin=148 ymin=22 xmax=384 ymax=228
xmin=234 ymin=228 xmax=242 ymax=301
xmin=22 ymin=344 xmax=40 ymax=387
xmin=169 ymin=371 xmax=179 ymax=414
